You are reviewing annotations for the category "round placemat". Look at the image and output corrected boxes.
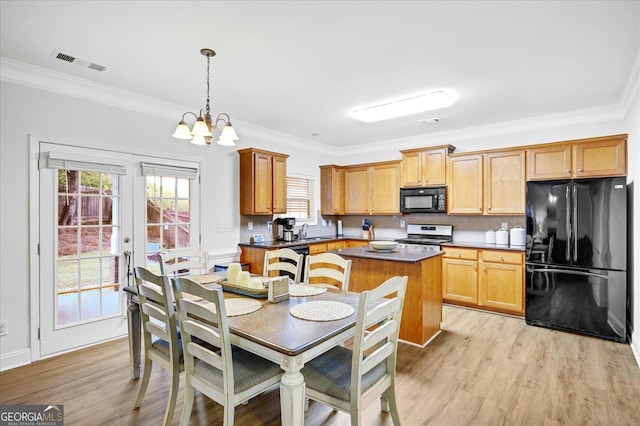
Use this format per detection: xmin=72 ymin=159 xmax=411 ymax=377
xmin=188 ymin=274 xmax=222 ymax=284
xmin=289 ymin=284 xmax=328 ymax=297
xmin=202 ymin=298 xmax=262 ymax=317
xmin=289 ymin=301 xmax=355 ymax=322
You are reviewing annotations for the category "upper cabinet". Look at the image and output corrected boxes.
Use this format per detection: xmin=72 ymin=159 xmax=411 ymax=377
xmin=400 ymin=145 xmax=455 ymax=187
xmin=239 ymin=148 xmax=289 ymax=215
xmin=527 ymin=134 xmax=627 ymax=180
xmin=484 ymin=150 xmax=526 ymax=215
xmin=448 ymin=149 xmax=525 ymax=215
xmin=319 ymin=165 xmax=344 ymax=215
xmin=344 ymin=161 xmax=401 ymax=215
xmin=447 ymin=154 xmax=483 ymax=215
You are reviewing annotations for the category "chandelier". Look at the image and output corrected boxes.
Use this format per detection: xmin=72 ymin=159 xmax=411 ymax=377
xmin=172 ymin=48 xmax=239 ymax=146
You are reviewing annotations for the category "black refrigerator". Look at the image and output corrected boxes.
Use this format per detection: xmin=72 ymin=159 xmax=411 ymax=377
xmin=525 ymin=177 xmax=627 ymax=342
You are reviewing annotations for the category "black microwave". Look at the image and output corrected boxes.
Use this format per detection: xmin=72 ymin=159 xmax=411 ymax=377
xmin=400 ymin=186 xmax=447 ymax=213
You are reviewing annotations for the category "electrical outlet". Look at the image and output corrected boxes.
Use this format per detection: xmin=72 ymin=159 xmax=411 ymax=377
xmin=0 ymin=320 xmax=7 ymax=336
xmin=247 ymin=221 xmax=253 ymax=231
xmin=501 ymin=222 xmax=508 ymax=230
xmin=400 ymin=220 xmax=405 ymax=228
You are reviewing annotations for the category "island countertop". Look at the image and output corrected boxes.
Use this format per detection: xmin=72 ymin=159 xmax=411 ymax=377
xmin=333 ymin=246 xmax=443 ymax=263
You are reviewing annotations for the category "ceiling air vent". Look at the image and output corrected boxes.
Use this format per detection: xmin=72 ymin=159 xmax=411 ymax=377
xmin=51 ymin=49 xmax=107 ymax=72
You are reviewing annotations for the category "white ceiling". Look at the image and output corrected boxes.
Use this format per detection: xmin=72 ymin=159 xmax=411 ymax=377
xmin=1 ymin=1 xmax=639 ymax=148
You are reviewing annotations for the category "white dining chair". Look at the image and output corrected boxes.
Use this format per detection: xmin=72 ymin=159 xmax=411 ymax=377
xmin=263 ymin=248 xmax=304 ymax=283
xmin=172 ymin=277 xmax=283 ymax=426
xmin=159 ymin=248 xmax=208 ymax=276
xmin=133 ymin=266 xmax=182 ymax=426
xmin=304 ymin=252 xmax=352 ymax=291
xmin=300 ymin=275 xmax=408 ymax=426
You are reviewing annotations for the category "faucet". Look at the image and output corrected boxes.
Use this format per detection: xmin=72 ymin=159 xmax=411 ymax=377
xmin=301 ymin=223 xmax=309 ymax=239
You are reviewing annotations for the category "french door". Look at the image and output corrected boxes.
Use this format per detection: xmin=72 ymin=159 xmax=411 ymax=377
xmin=39 ymin=143 xmax=133 ymax=356
xmin=37 ymin=142 xmax=200 ymax=357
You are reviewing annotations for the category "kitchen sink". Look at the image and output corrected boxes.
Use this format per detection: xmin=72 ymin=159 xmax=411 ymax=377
xmin=299 ymin=236 xmax=332 ymax=242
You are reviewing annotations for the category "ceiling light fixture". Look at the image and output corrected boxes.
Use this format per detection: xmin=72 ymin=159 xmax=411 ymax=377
xmin=172 ymin=48 xmax=239 ymax=146
xmin=351 ymin=90 xmax=454 ymax=123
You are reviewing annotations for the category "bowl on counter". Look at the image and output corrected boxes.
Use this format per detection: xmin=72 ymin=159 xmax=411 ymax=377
xmin=369 ymin=241 xmax=399 ymax=252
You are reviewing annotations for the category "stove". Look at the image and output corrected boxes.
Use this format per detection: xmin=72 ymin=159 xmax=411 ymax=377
xmin=395 ymin=224 xmax=453 ymax=253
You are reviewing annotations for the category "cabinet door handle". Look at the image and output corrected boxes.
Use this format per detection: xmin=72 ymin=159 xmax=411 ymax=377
xmin=577 ymin=168 xmax=583 ymax=172
xmin=488 ymin=206 xmax=492 ymax=210
xmin=499 ymin=256 xmax=504 ymax=261
xmin=457 ymin=253 xmax=462 ymax=257
xmin=565 ymin=169 xmax=570 ymax=173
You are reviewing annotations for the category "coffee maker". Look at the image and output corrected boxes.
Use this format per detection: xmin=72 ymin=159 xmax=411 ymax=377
xmin=275 ymin=217 xmax=296 ymax=242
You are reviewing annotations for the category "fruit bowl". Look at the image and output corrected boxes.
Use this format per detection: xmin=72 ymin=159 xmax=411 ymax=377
xmin=369 ymin=241 xmax=399 ymax=252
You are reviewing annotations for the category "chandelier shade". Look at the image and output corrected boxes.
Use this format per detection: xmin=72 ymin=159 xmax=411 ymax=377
xmin=172 ymin=48 xmax=238 ymax=146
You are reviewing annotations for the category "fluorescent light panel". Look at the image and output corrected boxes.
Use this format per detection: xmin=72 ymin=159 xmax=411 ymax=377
xmin=351 ymin=91 xmax=454 ymax=123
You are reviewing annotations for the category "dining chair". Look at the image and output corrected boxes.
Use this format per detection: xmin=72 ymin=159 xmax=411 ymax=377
xmin=159 ymin=248 xmax=209 ymax=276
xmin=300 ymin=275 xmax=408 ymax=426
xmin=172 ymin=277 xmax=283 ymax=426
xmin=263 ymin=248 xmax=304 ymax=283
xmin=304 ymin=252 xmax=352 ymax=291
xmin=133 ymin=266 xmax=182 ymax=426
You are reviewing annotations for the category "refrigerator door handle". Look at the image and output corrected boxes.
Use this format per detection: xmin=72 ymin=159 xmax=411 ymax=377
xmin=565 ymin=186 xmax=571 ymax=262
xmin=572 ymin=185 xmax=578 ymax=263
xmin=531 ymin=267 xmax=611 ymax=280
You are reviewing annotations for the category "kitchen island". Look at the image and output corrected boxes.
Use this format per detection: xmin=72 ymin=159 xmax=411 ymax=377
xmin=333 ymin=246 xmax=443 ymax=346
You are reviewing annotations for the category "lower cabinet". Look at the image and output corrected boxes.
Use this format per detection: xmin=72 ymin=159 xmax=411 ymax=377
xmin=442 ymin=246 xmax=524 ymax=316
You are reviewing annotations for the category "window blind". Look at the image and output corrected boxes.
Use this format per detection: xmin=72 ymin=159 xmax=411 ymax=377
xmin=140 ymin=162 xmax=199 ymax=179
xmin=41 ymin=151 xmax=128 ymax=174
xmin=286 ymin=175 xmax=315 ymax=222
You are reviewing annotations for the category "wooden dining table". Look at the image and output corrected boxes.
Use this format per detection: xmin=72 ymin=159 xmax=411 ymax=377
xmin=123 ymin=277 xmax=362 ymax=425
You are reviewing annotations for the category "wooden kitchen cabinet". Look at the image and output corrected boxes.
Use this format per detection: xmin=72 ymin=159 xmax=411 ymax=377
xmin=319 ymin=165 xmax=344 ymax=215
xmin=447 ymin=154 xmax=483 ymax=214
xmin=448 ymin=149 xmax=525 ymax=215
xmin=400 ymin=144 xmax=455 ymax=187
xmin=442 ymin=247 xmax=478 ymax=304
xmin=479 ymin=250 xmax=524 ymax=315
xmin=343 ymin=161 xmax=401 ymax=215
xmin=483 ymin=149 xmax=525 ymax=215
xmin=527 ymin=134 xmax=627 ymax=180
xmin=239 ymin=148 xmax=289 ymax=215
xmin=442 ymin=246 xmax=524 ymax=316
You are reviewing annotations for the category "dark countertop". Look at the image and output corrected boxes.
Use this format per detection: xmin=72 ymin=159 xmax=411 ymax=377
xmin=238 ymin=235 xmax=369 ymax=249
xmin=330 ymin=246 xmax=443 ymax=263
xmin=442 ymin=241 xmax=526 ymax=251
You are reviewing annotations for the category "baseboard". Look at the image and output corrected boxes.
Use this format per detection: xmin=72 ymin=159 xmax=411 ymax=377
xmin=631 ymin=329 xmax=640 ymax=369
xmin=0 ymin=348 xmax=31 ymax=372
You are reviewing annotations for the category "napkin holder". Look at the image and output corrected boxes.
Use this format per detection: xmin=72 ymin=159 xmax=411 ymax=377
xmin=268 ymin=276 xmax=289 ymax=303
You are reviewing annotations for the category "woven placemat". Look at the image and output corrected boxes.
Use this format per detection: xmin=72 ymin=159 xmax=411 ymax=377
xmin=201 ymin=298 xmax=262 ymax=317
xmin=289 ymin=301 xmax=355 ymax=322
xmin=289 ymin=284 xmax=328 ymax=297
xmin=188 ymin=274 xmax=222 ymax=284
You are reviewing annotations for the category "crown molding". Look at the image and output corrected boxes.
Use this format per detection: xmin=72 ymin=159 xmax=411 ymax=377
xmin=0 ymin=57 xmax=327 ymax=153
xmin=2 ymin=56 xmax=633 ymax=159
xmin=338 ymin=103 xmax=626 ymax=157
xmin=621 ymin=47 xmax=640 ymax=112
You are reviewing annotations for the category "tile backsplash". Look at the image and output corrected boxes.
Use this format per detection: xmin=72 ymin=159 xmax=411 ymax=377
xmin=240 ymin=212 xmax=525 ymax=244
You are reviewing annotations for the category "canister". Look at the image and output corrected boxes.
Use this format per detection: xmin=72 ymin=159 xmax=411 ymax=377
xmin=496 ymin=228 xmax=509 ymax=245
xmin=485 ymin=230 xmax=496 ymax=244
xmin=510 ymin=226 xmax=526 ymax=246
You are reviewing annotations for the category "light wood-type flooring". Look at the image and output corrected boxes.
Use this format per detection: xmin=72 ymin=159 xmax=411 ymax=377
xmin=2 ymin=305 xmax=639 ymax=425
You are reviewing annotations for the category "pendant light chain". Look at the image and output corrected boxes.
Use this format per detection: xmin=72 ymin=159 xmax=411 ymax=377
xmin=205 ymin=54 xmax=211 ymax=116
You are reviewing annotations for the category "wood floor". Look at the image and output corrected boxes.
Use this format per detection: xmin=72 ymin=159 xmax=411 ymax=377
xmin=2 ymin=305 xmax=639 ymax=425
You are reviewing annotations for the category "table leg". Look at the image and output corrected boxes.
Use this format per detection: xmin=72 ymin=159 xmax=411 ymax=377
xmin=127 ymin=294 xmax=141 ymax=379
xmin=279 ymin=354 xmax=305 ymax=426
